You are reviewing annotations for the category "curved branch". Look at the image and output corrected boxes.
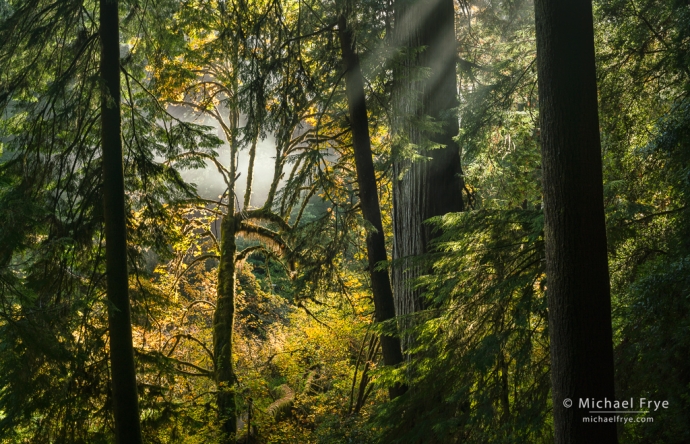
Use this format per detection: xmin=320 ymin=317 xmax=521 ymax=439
xmin=202 ymin=229 xmax=221 ymax=251
xmin=171 ymin=253 xmax=220 ymax=291
xmin=167 ymin=333 xmax=215 ymax=366
xmin=238 ymin=208 xmax=292 ymax=232
xmin=297 ymin=301 xmax=331 ymax=329
xmin=238 ymin=222 xmax=287 ymax=248
xmin=180 ymin=299 xmax=217 ymax=326
xmin=624 ymin=206 xmax=687 ymax=225
xmin=136 ymin=350 xmax=213 ymax=377
xmin=236 ymin=245 xmax=267 ymax=263
xmin=293 ymin=185 xmax=318 ymax=228
xmin=186 ymin=299 xmax=217 ymax=311
xmin=236 ymin=245 xmax=294 ymax=276
xmin=167 ymin=355 xmax=213 ymax=377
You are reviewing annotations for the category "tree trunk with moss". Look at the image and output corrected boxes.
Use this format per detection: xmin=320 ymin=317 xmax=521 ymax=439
xmin=391 ymin=0 xmax=465 ymax=348
xmin=214 ymin=210 xmax=238 ymax=442
xmin=214 ymin=69 xmax=240 ymax=439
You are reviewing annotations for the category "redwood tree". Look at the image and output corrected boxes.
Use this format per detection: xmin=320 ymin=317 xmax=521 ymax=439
xmin=391 ymin=0 xmax=465 ymax=343
xmin=100 ymin=0 xmax=144 ymax=442
xmin=534 ymin=0 xmax=618 ymax=441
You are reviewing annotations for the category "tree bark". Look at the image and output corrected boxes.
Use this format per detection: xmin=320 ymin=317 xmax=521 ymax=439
xmin=99 ymin=0 xmax=144 ymax=442
xmin=533 ymin=0 xmax=618 ymax=442
xmin=214 ymin=100 xmax=239 ymax=441
xmin=243 ymin=133 xmax=258 ymax=210
xmin=214 ymin=212 xmax=238 ymax=442
xmin=391 ymin=0 xmax=465 ymax=346
xmin=338 ymin=12 xmax=407 ymax=399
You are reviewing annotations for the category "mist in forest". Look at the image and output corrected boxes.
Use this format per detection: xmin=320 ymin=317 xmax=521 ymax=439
xmin=167 ymin=105 xmax=279 ymax=205
xmin=3 ymin=0 xmax=689 ymax=442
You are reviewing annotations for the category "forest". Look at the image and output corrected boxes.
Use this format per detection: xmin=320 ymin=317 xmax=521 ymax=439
xmin=0 ymin=0 xmax=689 ymax=442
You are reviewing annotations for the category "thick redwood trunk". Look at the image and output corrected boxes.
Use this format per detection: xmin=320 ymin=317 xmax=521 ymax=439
xmin=392 ymin=0 xmax=465 ymax=343
xmin=100 ymin=1 xmax=144 ymax=442
xmin=534 ymin=0 xmax=618 ymax=442
xmin=338 ymin=12 xmax=407 ymax=399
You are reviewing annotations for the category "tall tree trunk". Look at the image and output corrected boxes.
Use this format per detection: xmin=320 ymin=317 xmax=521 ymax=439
xmin=214 ymin=96 xmax=239 ymax=441
xmin=99 ymin=1 xmax=144 ymax=442
xmin=214 ymin=211 xmax=238 ymax=442
xmin=391 ymin=0 xmax=465 ymax=347
xmin=533 ymin=0 xmax=618 ymax=442
xmin=338 ymin=11 xmax=407 ymax=399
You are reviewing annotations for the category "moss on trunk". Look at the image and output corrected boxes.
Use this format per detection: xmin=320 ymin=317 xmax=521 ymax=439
xmin=214 ymin=214 xmax=238 ymax=442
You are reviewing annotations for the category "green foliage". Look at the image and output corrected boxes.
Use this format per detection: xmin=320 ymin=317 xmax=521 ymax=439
xmin=370 ymin=209 xmax=549 ymax=444
xmin=595 ymin=1 xmax=690 ymax=441
xmin=2 ymin=0 xmax=690 ymax=441
xmin=0 ymin=0 xmax=221 ymax=440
